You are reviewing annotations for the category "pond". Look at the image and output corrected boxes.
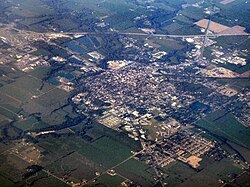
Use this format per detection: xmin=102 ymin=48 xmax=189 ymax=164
xmin=190 ymin=101 xmax=211 ymax=113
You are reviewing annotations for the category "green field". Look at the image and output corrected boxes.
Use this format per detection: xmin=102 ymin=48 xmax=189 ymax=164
xmin=22 ymin=87 xmax=70 ymax=126
xmin=28 ymin=67 xmax=51 ymax=79
xmin=36 ymin=134 xmax=149 ymax=185
xmin=0 ymin=69 xmax=52 ymax=103
xmin=0 ymin=154 xmax=29 ymax=183
xmin=196 ymin=110 xmax=250 ymax=148
xmin=0 ymin=65 xmax=70 ymax=128
xmin=13 ymin=117 xmax=43 ymax=131
xmin=77 ymin=136 xmax=133 ymax=169
xmin=92 ymin=174 xmax=125 ymax=187
xmin=0 ymin=65 xmax=25 ymax=79
xmin=163 ymin=161 xmax=197 ymax=187
xmin=180 ymin=6 xmax=207 ymax=21
xmin=0 ymin=63 xmax=78 ymax=143
xmin=214 ymin=36 xmax=249 ymax=49
xmin=27 ymin=171 xmax=70 ymax=187
xmin=0 ymin=84 xmax=33 ymax=102
xmin=214 ymin=0 xmax=250 ymax=29
xmin=116 ymin=158 xmax=156 ymax=186
xmin=149 ymin=38 xmax=185 ymax=52
xmin=0 ymin=0 xmax=249 ymax=186
xmin=0 ymin=106 xmax=19 ymax=121
xmin=9 ymin=0 xmax=54 ymax=17
xmin=47 ymin=151 xmax=104 ymax=182
xmin=163 ymin=22 xmax=185 ymax=34
xmin=228 ymin=172 xmax=250 ymax=187
xmin=38 ymin=135 xmax=133 ymax=167
xmin=164 ymin=157 xmax=243 ymax=187
xmin=216 ymin=78 xmax=250 ymax=91
xmin=0 ymin=175 xmax=14 ymax=187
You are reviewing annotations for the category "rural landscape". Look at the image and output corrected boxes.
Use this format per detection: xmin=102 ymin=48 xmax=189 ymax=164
xmin=0 ymin=0 xmax=249 ymax=186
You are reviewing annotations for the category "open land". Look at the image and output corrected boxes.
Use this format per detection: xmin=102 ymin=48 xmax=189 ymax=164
xmin=0 ymin=0 xmax=249 ymax=186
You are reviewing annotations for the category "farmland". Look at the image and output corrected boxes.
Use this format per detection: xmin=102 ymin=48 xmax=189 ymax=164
xmin=163 ymin=157 xmax=243 ymax=187
xmin=116 ymin=158 xmax=156 ymax=186
xmin=196 ymin=110 xmax=250 ymax=149
xmin=0 ymin=0 xmax=249 ymax=186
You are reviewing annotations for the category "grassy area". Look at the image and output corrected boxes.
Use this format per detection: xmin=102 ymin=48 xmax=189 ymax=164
xmin=0 ymin=60 xmax=72 ymax=129
xmin=0 ymin=84 xmax=33 ymax=102
xmin=13 ymin=76 xmax=44 ymax=95
xmin=0 ymin=154 xmax=29 ymax=183
xmin=229 ymin=142 xmax=250 ymax=163
xmin=28 ymin=171 xmax=70 ymax=187
xmin=149 ymin=38 xmax=185 ymax=52
xmin=9 ymin=0 xmax=54 ymax=17
xmin=0 ymin=65 xmax=25 ymax=79
xmin=185 ymin=158 xmax=242 ymax=186
xmin=116 ymin=158 xmax=156 ymax=186
xmin=0 ymin=66 xmax=53 ymax=102
xmin=36 ymin=134 xmax=142 ymax=183
xmin=175 ymin=14 xmax=194 ymax=24
xmin=35 ymin=88 xmax=69 ymax=107
xmin=38 ymin=135 xmax=133 ymax=168
xmin=229 ymin=172 xmax=250 ymax=187
xmin=93 ymin=174 xmax=125 ymax=187
xmin=13 ymin=117 xmax=39 ymax=131
xmin=216 ymin=78 xmax=250 ymax=91
xmin=77 ymin=136 xmax=133 ymax=169
xmin=18 ymin=84 xmax=70 ymax=126
xmin=0 ymin=106 xmax=19 ymax=121
xmin=47 ymin=152 xmax=104 ymax=182
xmin=106 ymin=11 xmax=137 ymax=30
xmin=163 ymin=23 xmax=185 ymax=34
xmin=83 ymin=120 xmax=141 ymax=151
xmin=29 ymin=67 xmax=51 ymax=80
xmin=0 ymin=114 xmax=9 ymax=126
xmin=91 ymin=136 xmax=132 ymax=157
xmin=0 ymin=175 xmax=14 ymax=187
xmin=214 ymin=36 xmax=248 ymax=49
xmin=163 ymin=161 xmax=197 ymax=187
xmin=164 ymin=157 xmax=243 ymax=187
xmin=196 ymin=110 xmax=250 ymax=149
xmin=179 ymin=6 xmax=207 ymax=21
xmin=214 ymin=0 xmax=250 ymax=29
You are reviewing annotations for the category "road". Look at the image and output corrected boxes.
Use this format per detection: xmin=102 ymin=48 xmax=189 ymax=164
xmin=15 ymin=28 xmax=250 ymax=39
xmin=84 ymin=143 xmax=156 ymax=185
xmin=1 ymin=145 xmax=71 ymax=186
xmin=200 ymin=12 xmax=212 ymax=58
xmin=61 ymin=31 xmax=250 ymax=39
xmin=42 ymin=169 xmax=71 ymax=186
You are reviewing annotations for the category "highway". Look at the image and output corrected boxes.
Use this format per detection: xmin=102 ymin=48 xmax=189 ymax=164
xmin=200 ymin=13 xmax=212 ymax=58
xmin=120 ymin=32 xmax=250 ymax=38
xmin=61 ymin=31 xmax=250 ymax=39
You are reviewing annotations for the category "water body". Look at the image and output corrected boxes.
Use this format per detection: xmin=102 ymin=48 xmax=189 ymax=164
xmin=48 ymin=77 xmax=60 ymax=85
xmin=56 ymin=72 xmax=74 ymax=80
xmin=75 ymin=36 xmax=95 ymax=50
xmin=66 ymin=41 xmax=86 ymax=54
xmin=190 ymin=101 xmax=211 ymax=113
xmin=68 ymin=57 xmax=83 ymax=65
xmin=90 ymin=37 xmax=100 ymax=47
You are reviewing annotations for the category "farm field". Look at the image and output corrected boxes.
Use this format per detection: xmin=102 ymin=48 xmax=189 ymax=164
xmin=0 ymin=0 xmax=249 ymax=186
xmin=196 ymin=110 xmax=250 ymax=148
xmin=93 ymin=174 xmax=125 ymax=187
xmin=163 ymin=157 xmax=242 ymax=187
xmin=116 ymin=158 xmax=156 ymax=186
